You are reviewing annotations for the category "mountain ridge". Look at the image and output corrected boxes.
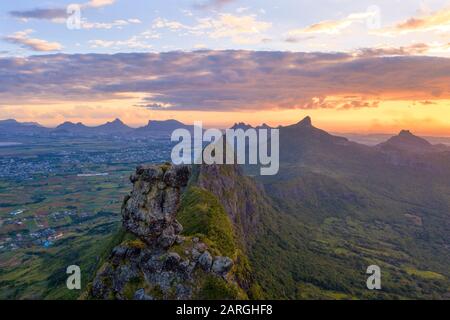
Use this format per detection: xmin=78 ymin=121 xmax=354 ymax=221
xmin=1 ymin=116 xmax=449 ymax=151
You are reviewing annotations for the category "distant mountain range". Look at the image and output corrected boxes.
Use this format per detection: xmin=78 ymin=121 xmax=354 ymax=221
xmin=0 ymin=118 xmax=192 ymax=137
xmin=1 ymin=117 xmax=450 ymax=154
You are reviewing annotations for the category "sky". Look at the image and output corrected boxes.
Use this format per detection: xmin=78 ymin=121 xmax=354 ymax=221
xmin=0 ymin=0 xmax=450 ymax=135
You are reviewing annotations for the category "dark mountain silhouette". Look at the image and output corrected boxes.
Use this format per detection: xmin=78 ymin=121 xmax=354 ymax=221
xmin=230 ymin=122 xmax=273 ymax=130
xmin=0 ymin=118 xmax=195 ymax=137
xmin=0 ymin=119 xmax=48 ymax=135
xmin=139 ymin=119 xmax=191 ymax=131
xmin=94 ymin=118 xmax=132 ymax=134
xmin=231 ymin=122 xmax=254 ymax=130
xmin=377 ymin=130 xmax=438 ymax=153
xmin=55 ymin=121 xmax=91 ymax=134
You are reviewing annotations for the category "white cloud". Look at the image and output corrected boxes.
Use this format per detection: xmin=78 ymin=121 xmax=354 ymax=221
xmin=202 ymin=14 xmax=272 ymax=39
xmin=152 ymin=18 xmax=190 ymax=31
xmin=236 ymin=7 xmax=250 ymax=14
xmin=81 ymin=18 xmax=141 ymax=30
xmin=89 ymin=37 xmax=152 ymax=49
xmin=89 ymin=30 xmax=159 ymax=50
xmin=153 ymin=13 xmax=272 ymax=44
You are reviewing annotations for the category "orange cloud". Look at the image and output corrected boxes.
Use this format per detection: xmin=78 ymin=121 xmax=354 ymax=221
xmin=0 ymin=51 xmax=449 ymax=112
xmin=287 ymin=11 xmax=377 ymax=35
xmin=377 ymin=7 xmax=450 ymax=35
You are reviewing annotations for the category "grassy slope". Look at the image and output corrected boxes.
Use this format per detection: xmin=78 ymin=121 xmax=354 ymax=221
xmin=177 ymin=185 xmax=260 ymax=299
xmin=251 ymin=163 xmax=450 ymax=299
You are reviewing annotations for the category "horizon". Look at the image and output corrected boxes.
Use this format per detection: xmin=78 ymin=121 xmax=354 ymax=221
xmin=4 ymin=116 xmax=450 ymax=139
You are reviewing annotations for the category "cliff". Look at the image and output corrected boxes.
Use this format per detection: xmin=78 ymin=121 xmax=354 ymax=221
xmin=89 ymin=163 xmax=261 ymax=300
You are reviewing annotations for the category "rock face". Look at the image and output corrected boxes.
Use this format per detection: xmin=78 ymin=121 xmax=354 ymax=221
xmin=122 ymin=164 xmax=190 ymax=248
xmin=90 ymin=164 xmax=241 ymax=300
xmin=196 ymin=164 xmax=263 ymax=246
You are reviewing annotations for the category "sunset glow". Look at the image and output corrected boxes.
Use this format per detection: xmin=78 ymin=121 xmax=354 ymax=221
xmin=1 ymin=0 xmax=450 ymax=135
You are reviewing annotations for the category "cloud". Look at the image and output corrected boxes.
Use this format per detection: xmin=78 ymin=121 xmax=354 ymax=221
xmin=82 ymin=18 xmax=141 ymax=30
xmin=89 ymin=30 xmax=158 ymax=50
xmin=9 ymin=8 xmax=66 ymax=21
xmin=153 ymin=14 xmax=271 ymax=44
xmin=194 ymin=0 xmax=236 ymax=10
xmin=10 ymin=1 xmax=116 ymax=21
xmin=3 ymin=30 xmax=62 ymax=52
xmin=0 ymin=51 xmax=449 ymax=111
xmin=355 ymin=43 xmax=430 ymax=58
xmin=153 ymin=18 xmax=190 ymax=31
xmin=298 ymin=96 xmax=380 ymax=110
xmin=84 ymin=0 xmax=115 ymax=8
xmin=377 ymin=7 xmax=450 ymax=35
xmin=288 ymin=11 xmax=377 ymax=36
xmin=201 ymin=14 xmax=272 ymax=40
xmin=355 ymin=42 xmax=450 ymax=58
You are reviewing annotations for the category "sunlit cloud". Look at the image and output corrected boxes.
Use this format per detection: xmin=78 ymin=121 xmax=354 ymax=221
xmin=376 ymin=7 xmax=450 ymax=35
xmin=287 ymin=10 xmax=378 ymax=36
xmin=3 ymin=29 xmax=62 ymax=52
xmin=83 ymin=0 xmax=116 ymax=9
xmin=0 ymin=51 xmax=449 ymax=112
xmin=355 ymin=42 xmax=450 ymax=58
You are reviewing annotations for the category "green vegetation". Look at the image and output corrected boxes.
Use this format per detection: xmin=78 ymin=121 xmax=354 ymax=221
xmin=0 ymin=166 xmax=130 ymax=299
xmin=404 ymin=267 xmax=446 ymax=281
xmin=123 ymin=275 xmax=145 ymax=300
xmin=196 ymin=275 xmax=240 ymax=300
xmin=178 ymin=184 xmax=255 ymax=300
xmin=178 ymin=186 xmax=236 ymax=257
xmin=250 ymin=154 xmax=450 ymax=299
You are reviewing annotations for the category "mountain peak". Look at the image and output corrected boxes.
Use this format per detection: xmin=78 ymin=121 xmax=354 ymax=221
xmin=0 ymin=119 xmax=18 ymax=124
xmin=399 ymin=129 xmax=413 ymax=137
xmin=231 ymin=122 xmax=253 ymax=130
xmin=297 ymin=116 xmax=312 ymax=127
xmin=377 ymin=129 xmax=433 ymax=153
xmin=138 ymin=119 xmax=189 ymax=132
xmin=104 ymin=118 xmax=126 ymax=126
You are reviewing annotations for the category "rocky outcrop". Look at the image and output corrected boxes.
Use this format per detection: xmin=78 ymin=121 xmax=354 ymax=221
xmin=122 ymin=164 xmax=190 ymax=249
xmin=90 ymin=164 xmax=244 ymax=300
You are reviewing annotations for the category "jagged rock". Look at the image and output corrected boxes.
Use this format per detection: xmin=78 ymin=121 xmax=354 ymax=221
xmin=157 ymin=225 xmax=177 ymax=249
xmin=175 ymin=235 xmax=185 ymax=244
xmin=198 ymin=251 xmax=213 ymax=271
xmin=89 ymin=163 xmax=246 ymax=300
xmin=122 ymin=164 xmax=191 ymax=248
xmin=195 ymin=242 xmax=208 ymax=253
xmin=191 ymin=248 xmax=201 ymax=260
xmin=134 ymin=288 xmax=153 ymax=300
xmin=212 ymin=257 xmax=233 ymax=275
